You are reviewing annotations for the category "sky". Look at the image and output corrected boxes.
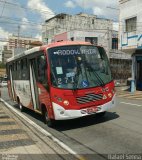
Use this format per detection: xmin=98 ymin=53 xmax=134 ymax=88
xmin=0 ymin=0 xmax=119 ymax=46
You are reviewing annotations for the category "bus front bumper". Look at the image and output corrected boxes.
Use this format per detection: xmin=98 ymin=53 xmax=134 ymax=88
xmin=52 ymin=94 xmax=116 ymax=120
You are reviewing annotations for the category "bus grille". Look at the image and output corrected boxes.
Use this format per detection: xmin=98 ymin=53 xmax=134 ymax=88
xmin=76 ymin=93 xmax=103 ymax=104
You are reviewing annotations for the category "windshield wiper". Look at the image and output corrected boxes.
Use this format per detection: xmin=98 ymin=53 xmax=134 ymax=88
xmin=86 ymin=64 xmax=105 ymax=87
xmin=93 ymin=70 xmax=105 ymax=87
xmin=51 ymin=69 xmax=58 ymax=86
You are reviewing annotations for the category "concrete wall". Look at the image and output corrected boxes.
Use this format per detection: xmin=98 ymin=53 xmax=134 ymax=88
xmin=54 ymin=32 xmax=68 ymax=42
xmin=2 ymin=50 xmax=12 ymax=64
xmin=68 ymin=30 xmax=110 ymax=55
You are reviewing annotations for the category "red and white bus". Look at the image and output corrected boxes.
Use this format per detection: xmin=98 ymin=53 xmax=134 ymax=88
xmin=6 ymin=41 xmax=116 ymax=126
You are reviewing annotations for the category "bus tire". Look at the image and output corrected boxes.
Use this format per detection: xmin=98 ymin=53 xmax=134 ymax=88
xmin=17 ymin=97 xmax=24 ymax=112
xmin=42 ymin=107 xmax=55 ymax=127
xmin=96 ymin=111 xmax=106 ymax=117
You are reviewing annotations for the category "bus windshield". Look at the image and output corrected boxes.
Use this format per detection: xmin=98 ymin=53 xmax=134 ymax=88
xmin=48 ymin=45 xmax=112 ymax=89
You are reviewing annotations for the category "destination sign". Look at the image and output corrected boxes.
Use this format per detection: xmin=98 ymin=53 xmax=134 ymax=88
xmin=53 ymin=49 xmax=97 ymax=55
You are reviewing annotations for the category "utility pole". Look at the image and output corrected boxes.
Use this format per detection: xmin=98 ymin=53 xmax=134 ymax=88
xmin=17 ymin=25 xmax=20 ymax=48
xmin=107 ymin=27 xmax=110 ymax=58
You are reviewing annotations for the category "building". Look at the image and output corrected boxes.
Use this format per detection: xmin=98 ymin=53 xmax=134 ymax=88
xmin=119 ymin=0 xmax=142 ymax=53
xmin=2 ymin=48 xmax=12 ymax=64
xmin=119 ymin=0 xmax=142 ymax=90
xmin=8 ymin=35 xmax=39 ymax=50
xmin=43 ymin=12 xmax=133 ymax=82
xmin=0 ymin=46 xmax=3 ymax=62
xmin=42 ymin=13 xmax=115 ymax=56
xmin=110 ymin=50 xmax=132 ymax=82
xmin=2 ymin=36 xmax=42 ymax=61
xmin=25 ymin=41 xmax=43 ymax=49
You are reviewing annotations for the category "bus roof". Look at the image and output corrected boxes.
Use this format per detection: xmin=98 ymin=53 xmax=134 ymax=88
xmin=6 ymin=46 xmax=41 ymax=63
xmin=41 ymin=41 xmax=91 ymax=50
xmin=6 ymin=41 xmax=92 ymax=63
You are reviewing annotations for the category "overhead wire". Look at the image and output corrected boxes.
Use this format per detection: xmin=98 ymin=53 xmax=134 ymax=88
xmin=0 ymin=0 xmax=55 ymax=15
xmin=0 ymin=0 xmax=6 ymax=17
xmin=1 ymin=0 xmax=142 ymax=41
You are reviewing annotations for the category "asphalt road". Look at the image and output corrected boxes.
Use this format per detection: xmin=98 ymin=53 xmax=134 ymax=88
xmin=1 ymin=87 xmax=142 ymax=160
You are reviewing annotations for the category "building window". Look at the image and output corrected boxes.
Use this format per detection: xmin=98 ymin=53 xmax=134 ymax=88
xmin=92 ymin=19 xmax=94 ymax=24
xmin=37 ymin=55 xmax=47 ymax=85
xmin=112 ymin=38 xmax=118 ymax=49
xmin=70 ymin=37 xmax=74 ymax=41
xmin=85 ymin=37 xmax=98 ymax=45
xmin=125 ymin=17 xmax=137 ymax=32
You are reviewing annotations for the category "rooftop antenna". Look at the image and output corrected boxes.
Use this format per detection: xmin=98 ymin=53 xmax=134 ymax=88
xmin=17 ymin=25 xmax=20 ymax=48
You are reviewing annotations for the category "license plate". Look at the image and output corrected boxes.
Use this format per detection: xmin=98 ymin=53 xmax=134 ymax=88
xmin=86 ymin=107 xmax=97 ymax=114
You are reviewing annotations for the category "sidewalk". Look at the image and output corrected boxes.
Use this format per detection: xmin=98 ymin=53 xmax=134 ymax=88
xmin=0 ymin=101 xmax=76 ymax=160
xmin=116 ymin=86 xmax=142 ymax=100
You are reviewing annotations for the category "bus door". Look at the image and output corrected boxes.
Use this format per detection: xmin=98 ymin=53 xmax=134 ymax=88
xmin=29 ymin=59 xmax=40 ymax=110
xmin=9 ymin=65 xmax=15 ymax=100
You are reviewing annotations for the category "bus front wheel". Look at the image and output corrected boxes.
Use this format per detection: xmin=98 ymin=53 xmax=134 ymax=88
xmin=43 ymin=108 xmax=55 ymax=127
xmin=17 ymin=98 xmax=24 ymax=112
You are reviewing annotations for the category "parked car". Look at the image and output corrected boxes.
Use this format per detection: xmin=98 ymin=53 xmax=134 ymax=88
xmin=0 ymin=81 xmax=7 ymax=87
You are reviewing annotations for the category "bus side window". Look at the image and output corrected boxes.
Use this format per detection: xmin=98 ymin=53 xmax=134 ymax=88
xmin=17 ymin=61 xmax=21 ymax=80
xmin=21 ymin=58 xmax=28 ymax=80
xmin=37 ymin=55 xmax=48 ymax=87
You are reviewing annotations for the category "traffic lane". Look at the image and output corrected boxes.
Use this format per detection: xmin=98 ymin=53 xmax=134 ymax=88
xmin=116 ymin=98 xmax=142 ymax=123
xmin=15 ymin=105 xmax=142 ymax=154
xmin=51 ymin=99 xmax=142 ymax=154
xmin=4 ymin=104 xmax=120 ymax=155
xmin=1 ymin=88 xmax=142 ymax=155
xmin=54 ymin=113 xmax=142 ymax=154
xmin=117 ymin=96 xmax=142 ymax=105
xmin=39 ymin=99 xmax=142 ymax=154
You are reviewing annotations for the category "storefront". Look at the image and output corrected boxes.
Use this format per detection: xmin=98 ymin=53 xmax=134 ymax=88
xmin=132 ymin=49 xmax=142 ymax=91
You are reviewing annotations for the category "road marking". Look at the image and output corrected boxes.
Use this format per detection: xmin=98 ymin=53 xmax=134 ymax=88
xmin=120 ymin=102 xmax=142 ymax=107
xmin=1 ymin=99 xmax=85 ymax=160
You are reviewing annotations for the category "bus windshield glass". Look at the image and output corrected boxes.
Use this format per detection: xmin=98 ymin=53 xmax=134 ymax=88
xmin=48 ymin=45 xmax=112 ymax=89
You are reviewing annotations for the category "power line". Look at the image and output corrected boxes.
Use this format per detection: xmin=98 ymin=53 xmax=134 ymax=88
xmin=0 ymin=16 xmax=42 ymax=27
xmin=0 ymin=15 xmax=42 ymax=24
xmin=0 ymin=0 xmax=55 ymax=15
xmin=0 ymin=0 xmax=6 ymax=17
xmin=2 ymin=16 xmax=142 ymax=34
xmin=0 ymin=16 xmax=109 ymax=31
xmin=106 ymin=6 xmax=119 ymax=11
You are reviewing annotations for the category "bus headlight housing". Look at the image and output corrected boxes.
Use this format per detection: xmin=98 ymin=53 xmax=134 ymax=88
xmin=54 ymin=95 xmax=63 ymax=102
xmin=103 ymin=95 xmax=107 ymax=100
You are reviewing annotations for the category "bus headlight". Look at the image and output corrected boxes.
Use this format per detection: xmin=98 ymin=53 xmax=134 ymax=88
xmin=108 ymin=93 xmax=112 ymax=98
xmin=63 ymin=100 xmax=69 ymax=106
